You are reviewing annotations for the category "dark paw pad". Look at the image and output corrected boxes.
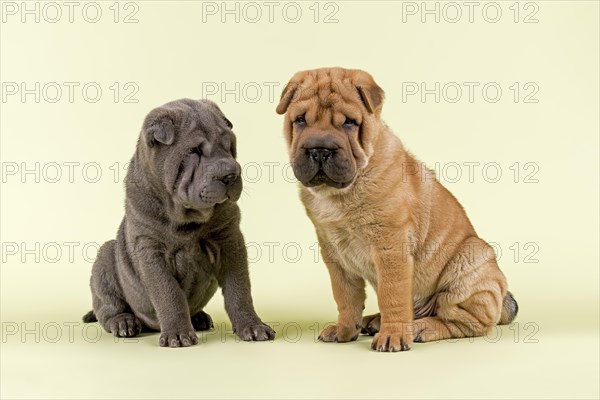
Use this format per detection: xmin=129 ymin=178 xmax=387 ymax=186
xmin=108 ymin=313 xmax=142 ymax=338
xmin=191 ymin=311 xmax=214 ymax=331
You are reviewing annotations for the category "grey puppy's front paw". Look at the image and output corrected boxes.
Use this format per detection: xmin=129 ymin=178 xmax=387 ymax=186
xmin=108 ymin=313 xmax=142 ymax=337
xmin=159 ymin=329 xmax=198 ymax=348
xmin=236 ymin=323 xmax=276 ymax=341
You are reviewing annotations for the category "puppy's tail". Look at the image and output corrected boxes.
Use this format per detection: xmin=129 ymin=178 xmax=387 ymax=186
xmin=498 ymin=291 xmax=518 ymax=325
xmin=82 ymin=310 xmax=97 ymax=323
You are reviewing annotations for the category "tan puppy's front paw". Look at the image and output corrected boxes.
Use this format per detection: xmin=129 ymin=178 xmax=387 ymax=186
xmin=319 ymin=324 xmax=360 ymax=343
xmin=371 ymin=328 xmax=413 ymax=352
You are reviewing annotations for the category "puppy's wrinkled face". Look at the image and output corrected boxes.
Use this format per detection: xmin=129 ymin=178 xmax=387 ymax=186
xmin=141 ymin=99 xmax=241 ymax=213
xmin=276 ymin=67 xmax=384 ymax=192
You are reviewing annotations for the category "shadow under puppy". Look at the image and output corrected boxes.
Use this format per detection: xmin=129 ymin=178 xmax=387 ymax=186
xmin=83 ymin=98 xmax=274 ymax=347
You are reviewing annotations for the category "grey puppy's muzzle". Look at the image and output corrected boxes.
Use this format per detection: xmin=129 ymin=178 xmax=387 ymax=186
xmin=177 ymin=153 xmax=242 ymax=209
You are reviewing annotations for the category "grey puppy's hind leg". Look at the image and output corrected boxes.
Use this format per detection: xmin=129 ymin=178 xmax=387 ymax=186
xmin=89 ymin=240 xmax=142 ymax=338
xmin=191 ymin=311 xmax=214 ymax=331
xmin=82 ymin=310 xmax=97 ymax=323
xmin=189 ymin=281 xmax=217 ymax=331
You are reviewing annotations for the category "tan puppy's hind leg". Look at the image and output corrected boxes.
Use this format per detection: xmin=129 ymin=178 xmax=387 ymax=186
xmin=413 ymin=237 xmax=507 ymax=342
xmin=413 ymin=291 xmax=500 ymax=342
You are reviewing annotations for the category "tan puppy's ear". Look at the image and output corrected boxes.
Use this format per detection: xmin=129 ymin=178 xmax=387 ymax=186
xmin=276 ymin=81 xmax=299 ymax=115
xmin=355 ymin=72 xmax=385 ymax=114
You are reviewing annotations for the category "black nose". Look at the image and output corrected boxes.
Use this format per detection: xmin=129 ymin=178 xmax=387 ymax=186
xmin=308 ymin=148 xmax=333 ymax=163
xmin=218 ymin=173 xmax=238 ymax=186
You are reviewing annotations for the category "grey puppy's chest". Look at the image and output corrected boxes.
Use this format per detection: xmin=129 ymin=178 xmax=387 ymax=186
xmin=164 ymin=236 xmax=221 ymax=287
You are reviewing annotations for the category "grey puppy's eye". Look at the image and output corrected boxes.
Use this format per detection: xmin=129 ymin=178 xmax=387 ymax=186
xmin=223 ymin=117 xmax=233 ymax=129
xmin=191 ymin=146 xmax=202 ymax=157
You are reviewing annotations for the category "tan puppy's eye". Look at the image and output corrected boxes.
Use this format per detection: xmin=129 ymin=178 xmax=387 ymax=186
xmin=343 ymin=118 xmax=357 ymax=128
xmin=294 ymin=115 xmax=306 ymax=126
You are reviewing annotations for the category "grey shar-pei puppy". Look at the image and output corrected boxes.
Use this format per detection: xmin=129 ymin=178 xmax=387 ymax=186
xmin=82 ymin=98 xmax=275 ymax=347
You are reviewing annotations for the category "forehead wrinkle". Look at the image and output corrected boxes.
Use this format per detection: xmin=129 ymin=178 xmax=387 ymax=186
xmin=203 ymin=140 xmax=214 ymax=156
xmin=220 ymin=133 xmax=233 ymax=152
xmin=290 ymin=98 xmax=313 ymax=115
xmin=291 ymin=78 xmax=356 ymax=120
xmin=337 ymin=82 xmax=361 ymax=106
xmin=179 ymin=113 xmax=197 ymax=135
xmin=193 ymin=109 xmax=219 ymax=142
xmin=336 ymin=103 xmax=362 ymax=120
xmin=197 ymin=112 xmax=233 ymax=156
xmin=319 ymin=108 xmax=335 ymax=126
xmin=319 ymin=85 xmax=350 ymax=120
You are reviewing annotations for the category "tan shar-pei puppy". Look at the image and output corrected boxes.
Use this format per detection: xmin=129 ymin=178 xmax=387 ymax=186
xmin=276 ymin=67 xmax=518 ymax=352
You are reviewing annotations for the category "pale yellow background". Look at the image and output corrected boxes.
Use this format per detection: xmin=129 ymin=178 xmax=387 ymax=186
xmin=1 ymin=1 xmax=598 ymax=399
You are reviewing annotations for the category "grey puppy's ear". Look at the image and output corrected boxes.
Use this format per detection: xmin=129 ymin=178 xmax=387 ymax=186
xmin=143 ymin=110 xmax=176 ymax=147
xmin=222 ymin=116 xmax=233 ymax=129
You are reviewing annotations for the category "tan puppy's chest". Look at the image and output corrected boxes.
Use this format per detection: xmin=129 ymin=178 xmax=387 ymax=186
xmin=307 ymin=189 xmax=435 ymax=303
xmin=321 ymin=224 xmax=378 ymax=288
xmin=308 ymin=193 xmax=378 ymax=287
